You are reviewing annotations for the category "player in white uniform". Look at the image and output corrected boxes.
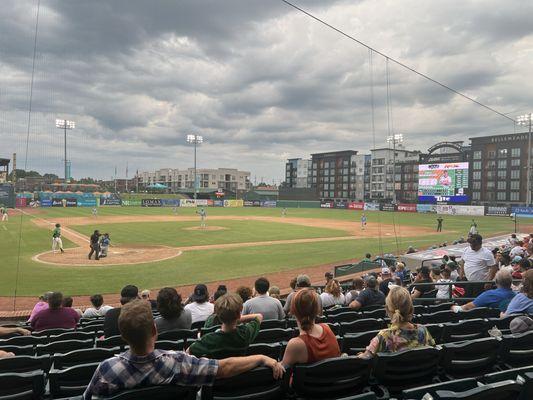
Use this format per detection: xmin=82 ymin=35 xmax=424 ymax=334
xmin=281 ymin=207 xmax=287 ymax=217
xmin=1 ymin=206 xmax=8 ymax=222
xmin=197 ymin=207 xmax=207 ymax=228
xmin=52 ymin=223 xmax=65 ymax=253
xmin=361 ymin=213 xmax=367 ymax=230
xmin=91 ymin=207 xmax=98 ymax=217
xmin=172 ymin=206 xmax=178 ymax=215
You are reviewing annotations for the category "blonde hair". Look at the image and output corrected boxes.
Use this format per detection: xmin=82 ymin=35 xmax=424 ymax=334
xmin=325 ymin=279 xmax=341 ymax=298
xmin=385 ymin=286 xmax=414 ymax=327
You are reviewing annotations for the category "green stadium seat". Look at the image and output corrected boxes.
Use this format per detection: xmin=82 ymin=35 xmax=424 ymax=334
xmin=48 ymin=362 xmax=100 ymax=398
xmin=0 ymin=370 xmax=45 ymax=400
xmin=0 ymin=355 xmax=48 ymax=374
xmin=440 ymin=337 xmax=499 ymax=378
xmin=499 ymin=331 xmax=533 ymax=367
xmin=52 ymin=347 xmax=120 ymax=369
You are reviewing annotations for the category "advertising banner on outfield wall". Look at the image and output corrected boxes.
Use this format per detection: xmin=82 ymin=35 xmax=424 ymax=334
xmin=41 ymin=199 xmax=52 ymax=207
xmin=161 ymin=199 xmax=180 ymax=207
xmin=196 ymin=199 xmax=209 ymax=206
xmin=261 ymin=200 xmax=277 ymax=207
xmin=398 ymin=203 xmax=417 ymax=212
xmin=179 ymin=199 xmax=196 ymax=207
xmin=320 ymin=201 xmax=333 ymax=208
xmin=347 ymin=202 xmax=365 ymax=210
xmin=364 ymin=202 xmax=380 ymax=211
xmin=101 ymin=198 xmax=122 ymax=206
xmin=78 ymin=199 xmax=97 ymax=207
xmin=224 ymin=200 xmax=243 ymax=207
xmin=334 ymin=201 xmax=348 ymax=209
xmin=52 ymin=198 xmax=78 ymax=207
xmin=244 ymin=200 xmax=261 ymax=207
xmin=512 ymin=206 xmax=533 ymax=217
xmin=486 ymin=206 xmax=511 ymax=216
xmin=417 ymin=204 xmax=437 ymax=213
xmin=213 ymin=200 xmax=224 ymax=207
xmin=141 ymin=198 xmax=162 ymax=207
xmin=122 ymin=199 xmax=141 ymax=206
xmin=436 ymin=205 xmax=485 ymax=216
xmin=380 ymin=203 xmax=397 ymax=212
xmin=15 ymin=197 xmax=27 ymax=207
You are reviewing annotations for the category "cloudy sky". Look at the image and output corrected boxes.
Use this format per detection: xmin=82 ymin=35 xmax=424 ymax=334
xmin=1 ymin=0 xmax=532 ymax=182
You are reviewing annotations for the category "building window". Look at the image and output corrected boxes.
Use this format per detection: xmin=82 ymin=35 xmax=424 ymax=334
xmin=510 ymin=192 xmax=520 ymax=201
xmin=472 ymin=181 xmax=481 ymax=189
xmin=472 ymin=191 xmax=481 ymax=200
xmin=487 ymin=181 xmax=495 ymax=189
xmin=510 ymin=181 xmax=519 ymax=190
xmin=487 ymin=160 xmax=496 ymax=168
xmin=511 ymin=148 xmax=521 ymax=157
xmin=487 ymin=171 xmax=495 ymax=179
xmin=498 ymin=148 xmax=508 ymax=158
xmin=511 ymin=170 xmax=520 ymax=179
xmin=497 ymin=192 xmax=507 ymax=201
xmin=497 ymin=181 xmax=506 ymax=190
xmin=473 ymin=161 xmax=481 ymax=170
xmin=473 ymin=151 xmax=482 ymax=160
xmin=488 ymin=150 xmax=496 ymax=159
xmin=473 ymin=171 xmax=481 ymax=180
xmin=497 ymin=170 xmax=506 ymax=179
xmin=511 ymin=159 xmax=520 ymax=167
xmin=498 ymin=160 xmax=507 ymax=169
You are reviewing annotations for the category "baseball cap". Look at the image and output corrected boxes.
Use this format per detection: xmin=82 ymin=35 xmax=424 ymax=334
xmin=512 ymin=256 xmax=522 ymax=264
xmin=510 ymin=316 xmax=533 ymax=334
xmin=381 ymin=267 xmax=391 ymax=275
xmin=121 ymin=285 xmax=139 ymax=299
xmin=296 ymin=274 xmax=311 ymax=287
xmin=192 ymin=284 xmax=208 ymax=302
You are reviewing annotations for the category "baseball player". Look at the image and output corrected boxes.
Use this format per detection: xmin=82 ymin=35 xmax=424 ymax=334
xmin=196 ymin=207 xmax=207 ymax=228
xmin=361 ymin=213 xmax=367 ymax=230
xmin=436 ymin=216 xmax=443 ymax=232
xmin=99 ymin=233 xmax=110 ymax=258
xmin=281 ymin=207 xmax=287 ymax=217
xmin=468 ymin=219 xmax=478 ymax=236
xmin=172 ymin=206 xmax=178 ymax=215
xmin=91 ymin=207 xmax=98 ymax=218
xmin=52 ymin=223 xmax=65 ymax=253
xmin=0 ymin=206 xmax=7 ymax=222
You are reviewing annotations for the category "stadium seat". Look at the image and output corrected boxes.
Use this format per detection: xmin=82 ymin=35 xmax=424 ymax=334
xmin=434 ymin=379 xmax=523 ymax=400
xmin=78 ymin=323 xmax=104 ymax=334
xmin=412 ymin=305 xmax=426 ymax=314
xmin=0 ymin=335 xmax=46 ymax=347
xmin=0 ymin=355 xmax=48 ymax=374
xmin=460 ymin=307 xmax=501 ymax=320
xmin=341 ymin=331 xmax=379 ymax=355
xmin=402 ymin=377 xmax=478 ymax=399
xmin=499 ymin=331 xmax=533 ymax=367
xmin=361 ymin=309 xmax=386 ymax=319
xmin=340 ymin=319 xmax=385 ymax=336
xmin=157 ymin=329 xmax=197 ymax=342
xmin=0 ymin=344 xmax=35 ymax=356
xmin=200 ymin=366 xmax=288 ymax=400
xmin=260 ymin=319 xmax=287 ymax=330
xmin=103 ymin=385 xmax=199 ymax=400
xmin=328 ymin=312 xmax=362 ymax=324
xmin=372 ymin=347 xmax=441 ymax=394
xmin=200 ymin=325 xmax=221 ymax=336
xmin=519 ymin=372 xmax=533 ymax=400
xmin=325 ymin=306 xmax=353 ymax=317
xmin=425 ymin=324 xmax=444 ymax=344
xmin=426 ymin=303 xmax=454 ymax=313
xmin=33 ymin=328 xmax=75 ymax=337
xmin=49 ymin=331 xmax=96 ymax=343
xmin=326 ymin=322 xmax=341 ymax=336
xmin=154 ymin=340 xmax=185 ymax=351
xmin=440 ymin=337 xmax=499 ymax=378
xmin=191 ymin=320 xmax=206 ymax=330
xmin=96 ymin=335 xmax=128 ymax=350
xmin=36 ymin=339 xmax=94 ymax=356
xmin=486 ymin=315 xmax=519 ymax=334
xmin=52 ymin=347 xmax=120 ymax=369
xmin=418 ymin=310 xmax=458 ymax=324
xmin=481 ymin=365 xmax=533 ymax=384
xmin=253 ymin=328 xmax=295 ymax=344
xmin=48 ymin=362 xmax=100 ymax=398
xmin=79 ymin=317 xmax=103 ymax=325
xmin=335 ymin=393 xmax=377 ymax=400
xmin=291 ymin=356 xmax=371 ymax=399
xmin=0 ymin=370 xmax=46 ymax=400
xmin=246 ymin=342 xmax=283 ymax=360
xmin=441 ymin=319 xmax=489 ymax=342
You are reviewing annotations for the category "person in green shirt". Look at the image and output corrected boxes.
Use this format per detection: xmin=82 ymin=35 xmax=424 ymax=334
xmin=187 ymin=293 xmax=263 ymax=359
xmin=362 ymin=253 xmax=372 ymax=263
xmin=52 ymin=223 xmax=65 ymax=253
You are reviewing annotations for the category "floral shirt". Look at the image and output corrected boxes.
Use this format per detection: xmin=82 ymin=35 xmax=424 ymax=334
xmin=366 ymin=324 xmax=435 ymax=354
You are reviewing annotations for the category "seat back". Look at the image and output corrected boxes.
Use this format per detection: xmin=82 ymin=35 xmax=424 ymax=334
xmin=246 ymin=343 xmax=282 ymax=360
xmin=154 ymin=340 xmax=185 ymax=352
xmin=373 ymin=347 xmax=441 ymax=392
xmin=419 ymin=310 xmax=458 ymax=324
xmin=36 ymin=339 xmax=94 ymax=356
xmin=402 ymin=377 xmax=478 ymax=399
xmin=435 ymin=379 xmax=522 ymax=400
xmin=33 ymin=328 xmax=75 ymax=337
xmin=341 ymin=331 xmax=380 ymax=355
xmin=52 ymin=347 xmax=120 ymax=369
xmin=325 ymin=306 xmax=352 ymax=317
xmin=200 ymin=325 xmax=221 ymax=336
xmin=253 ymin=328 xmax=294 ymax=344
xmin=48 ymin=362 xmax=100 ymax=398
xmin=157 ymin=329 xmax=197 ymax=342
xmin=340 ymin=319 xmax=385 ymax=335
xmin=201 ymin=366 xmax=287 ymax=400
xmin=292 ymin=356 xmax=371 ymax=399
xmin=49 ymin=331 xmax=95 ymax=343
xmin=0 ymin=335 xmax=46 ymax=347
xmin=499 ymin=331 xmax=533 ymax=367
xmin=361 ymin=308 xmax=386 ymax=319
xmin=328 ymin=312 xmax=362 ymax=324
xmin=191 ymin=320 xmax=205 ymax=330
xmin=481 ymin=365 xmax=533 ymax=384
xmin=260 ymin=320 xmax=286 ymax=330
xmin=441 ymin=337 xmax=499 ymax=378
xmin=96 ymin=335 xmax=128 ymax=349
xmin=442 ymin=319 xmax=488 ymax=343
xmin=0 ymin=344 xmax=35 ymax=356
xmin=104 ymin=385 xmax=199 ymax=400
xmin=0 ymin=355 xmax=48 ymax=374
xmin=460 ymin=307 xmax=501 ymax=320
xmin=0 ymin=370 xmax=45 ymax=400
xmin=426 ymin=303 xmax=454 ymax=313
xmin=425 ymin=324 xmax=444 ymax=344
xmin=486 ymin=315 xmax=520 ymax=334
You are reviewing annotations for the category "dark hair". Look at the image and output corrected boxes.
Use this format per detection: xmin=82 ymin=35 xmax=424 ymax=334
xmin=236 ymin=286 xmax=252 ymax=303
xmin=519 ymin=258 xmax=531 ymax=271
xmin=157 ymin=287 xmax=183 ymax=320
xmin=213 ymin=289 xmax=227 ymax=301
xmin=365 ymin=253 xmax=371 ymax=259
xmin=469 ymin=234 xmax=483 ymax=245
xmin=216 ymin=285 xmax=227 ymax=292
xmin=48 ymin=292 xmax=63 ymax=309
xmin=62 ymin=296 xmax=73 ymax=308
xmin=289 ymin=277 xmax=297 ymax=290
xmin=419 ymin=266 xmax=431 ymax=279
xmin=291 ymin=289 xmax=319 ymax=332
xmin=90 ymin=294 xmax=104 ymax=308
xmin=353 ymin=277 xmax=364 ymax=290
xmin=255 ymin=277 xmax=270 ymax=295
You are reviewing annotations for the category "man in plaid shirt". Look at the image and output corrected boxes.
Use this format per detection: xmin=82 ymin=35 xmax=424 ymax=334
xmin=83 ymin=300 xmax=284 ymax=399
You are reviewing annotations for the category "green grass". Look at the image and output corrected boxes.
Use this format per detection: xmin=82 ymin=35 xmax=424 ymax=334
xmin=0 ymin=207 xmax=527 ymax=297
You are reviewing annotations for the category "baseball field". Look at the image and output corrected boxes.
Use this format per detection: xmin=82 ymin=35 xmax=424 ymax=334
xmin=0 ymin=206 xmax=528 ymax=306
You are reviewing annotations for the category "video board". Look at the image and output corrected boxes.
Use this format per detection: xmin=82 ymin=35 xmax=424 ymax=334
xmin=418 ymin=162 xmax=469 ymax=203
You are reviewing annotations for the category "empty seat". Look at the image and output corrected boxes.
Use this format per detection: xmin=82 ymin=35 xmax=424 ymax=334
xmin=246 ymin=342 xmax=282 ymax=360
xmin=341 ymin=331 xmax=379 ymax=356
xmin=441 ymin=319 xmax=488 ymax=343
xmin=440 ymin=337 xmax=499 ymax=378
xmin=328 ymin=312 xmax=362 ymax=324
xmin=36 ymin=339 xmax=94 ymax=356
xmin=425 ymin=324 xmax=444 ymax=344
xmin=0 ymin=355 xmax=48 ymax=374
xmin=402 ymin=377 xmax=478 ymax=399
xmin=52 ymin=347 xmax=120 ymax=369
xmin=0 ymin=335 xmax=46 ymax=347
xmin=426 ymin=303 xmax=454 ymax=313
xmin=325 ymin=306 xmax=353 ymax=317
xmin=434 ymin=379 xmax=522 ymax=400
xmin=49 ymin=331 xmax=96 ymax=343
xmin=155 ymin=340 xmax=185 ymax=352
xmin=499 ymin=331 xmax=533 ymax=367
xmin=340 ymin=319 xmax=385 ymax=336
xmin=260 ymin=320 xmax=286 ymax=330
xmin=33 ymin=328 xmax=75 ymax=337
xmin=419 ymin=310 xmax=458 ymax=324
xmin=373 ymin=347 xmax=441 ymax=393
xmin=103 ymin=385 xmax=199 ymax=400
xmin=460 ymin=307 xmax=501 ymax=320
xmin=326 ymin=323 xmax=341 ymax=336
xmin=253 ymin=328 xmax=294 ymax=344
xmin=96 ymin=335 xmax=128 ymax=350
xmin=291 ymin=356 xmax=371 ymax=399
xmin=361 ymin=308 xmax=386 ymax=319
xmin=191 ymin=320 xmax=206 ymax=330
xmin=0 ymin=370 xmax=45 ymax=400
xmin=157 ymin=329 xmax=197 ymax=342
xmin=0 ymin=344 xmax=35 ymax=356
xmin=201 ymin=366 xmax=287 ymax=400
xmin=482 ymin=365 xmax=533 ymax=384
xmin=48 ymin=362 xmax=100 ymax=398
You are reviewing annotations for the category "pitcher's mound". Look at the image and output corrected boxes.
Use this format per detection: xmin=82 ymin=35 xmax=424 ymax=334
xmin=183 ymin=226 xmax=227 ymax=231
xmin=33 ymin=246 xmax=182 ymax=267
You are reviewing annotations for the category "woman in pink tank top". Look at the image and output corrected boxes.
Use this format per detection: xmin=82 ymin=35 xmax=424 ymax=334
xmin=282 ymin=289 xmax=340 ymax=366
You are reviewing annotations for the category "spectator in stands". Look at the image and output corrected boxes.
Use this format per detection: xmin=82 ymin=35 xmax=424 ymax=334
xmin=236 ymin=286 xmax=253 ymax=303
xmin=357 ymin=286 xmax=435 ymax=359
xmin=459 ymin=234 xmax=498 ymax=297
xmin=269 ymin=286 xmax=281 ymax=299
xmin=510 ymin=241 xmax=525 ymax=258
xmin=83 ymin=294 xmax=113 ymax=318
xmin=320 ymin=279 xmax=345 ymax=308
xmin=0 ymin=326 xmax=31 ymax=359
xmin=31 ymin=291 xmax=80 ymax=331
xmin=28 ymin=292 xmax=53 ymax=323
xmin=188 ymin=294 xmax=263 ymax=358
xmin=362 ymin=253 xmax=372 ymax=262
xmin=395 ymin=262 xmax=406 ymax=283
xmin=509 ymin=316 xmax=533 ymax=334
xmin=512 ymin=258 xmax=530 ymax=280
xmin=345 ymin=278 xmax=364 ymax=305
xmin=104 ymin=285 xmax=139 ymax=337
xmin=509 ymin=234 xmax=519 ymax=247
xmin=243 ymin=277 xmax=285 ymax=320
xmin=141 ymin=289 xmax=157 ymax=310
xmin=210 ymin=285 xmax=227 ymax=302
xmin=62 ymin=296 xmax=82 ymax=317
xmin=155 ymin=287 xmax=192 ymax=332
xmin=289 ymin=277 xmax=298 ymax=291
xmin=325 ymin=271 xmax=334 ymax=285
xmin=184 ymin=284 xmax=214 ymax=325
xmin=284 ymin=274 xmax=323 ymax=315
xmin=435 ymin=268 xmax=453 ymax=300
xmin=406 ymin=246 xmax=416 ymax=254
xmin=349 ymin=275 xmax=385 ymax=310
xmin=409 ymin=266 xmax=435 ymax=299
xmin=379 ymin=267 xmax=394 ymax=296
xmin=504 ymin=270 xmax=533 ymax=316
xmin=83 ymin=300 xmax=284 ymax=399
xmin=452 ymin=270 xmax=516 ymax=313
xmin=281 ymin=289 xmax=340 ymax=367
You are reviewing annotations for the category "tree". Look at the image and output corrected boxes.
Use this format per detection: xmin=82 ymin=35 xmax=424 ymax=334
xmin=8 ymin=169 xmax=41 ymax=180
xmin=42 ymin=173 xmax=59 ymax=183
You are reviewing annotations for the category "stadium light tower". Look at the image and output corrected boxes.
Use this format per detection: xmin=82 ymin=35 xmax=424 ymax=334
xmin=517 ymin=114 xmax=532 ymax=206
xmin=387 ymin=133 xmax=403 ymax=204
xmin=186 ymin=134 xmax=203 ymax=200
xmin=55 ymin=119 xmax=75 ymax=183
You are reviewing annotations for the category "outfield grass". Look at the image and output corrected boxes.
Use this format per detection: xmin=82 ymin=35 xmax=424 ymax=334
xmin=0 ymin=207 xmax=525 ymax=297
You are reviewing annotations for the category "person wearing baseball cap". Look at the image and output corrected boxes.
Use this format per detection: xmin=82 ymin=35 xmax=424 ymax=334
xmin=103 ymin=285 xmax=139 ymax=337
xmin=283 ymin=274 xmax=323 ymax=316
xmin=379 ymin=267 xmax=393 ymax=296
xmin=349 ymin=275 xmax=385 ymax=310
xmin=184 ymin=284 xmax=214 ymax=324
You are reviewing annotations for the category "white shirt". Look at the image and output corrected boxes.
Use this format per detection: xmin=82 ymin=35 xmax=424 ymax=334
xmin=320 ymin=292 xmax=346 ymax=308
xmin=436 ymin=279 xmax=452 ymax=299
xmin=184 ymin=301 xmax=214 ymax=324
xmin=510 ymin=246 xmax=525 ymax=258
xmin=461 ymin=247 xmax=496 ymax=281
xmin=82 ymin=305 xmax=113 ymax=318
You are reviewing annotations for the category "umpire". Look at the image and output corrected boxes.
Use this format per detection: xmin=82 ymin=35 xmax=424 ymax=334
xmin=88 ymin=230 xmax=101 ymax=260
